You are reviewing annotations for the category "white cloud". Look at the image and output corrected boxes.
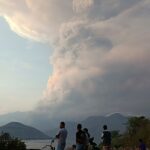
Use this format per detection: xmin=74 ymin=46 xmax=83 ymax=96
xmin=0 ymin=0 xmax=74 ymax=41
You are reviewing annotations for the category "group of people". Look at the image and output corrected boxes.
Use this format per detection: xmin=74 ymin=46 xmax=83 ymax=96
xmin=55 ymin=122 xmax=111 ymax=150
xmin=55 ymin=122 xmax=147 ymax=150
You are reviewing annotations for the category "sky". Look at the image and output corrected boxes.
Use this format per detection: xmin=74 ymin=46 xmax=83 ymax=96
xmin=0 ymin=0 xmax=150 ymax=119
xmin=0 ymin=17 xmax=52 ymax=114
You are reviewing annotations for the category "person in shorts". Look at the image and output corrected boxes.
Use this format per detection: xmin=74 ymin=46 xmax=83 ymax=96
xmin=56 ymin=122 xmax=68 ymax=150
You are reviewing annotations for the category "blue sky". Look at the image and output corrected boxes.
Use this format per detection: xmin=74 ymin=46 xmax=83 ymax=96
xmin=0 ymin=17 xmax=52 ymax=114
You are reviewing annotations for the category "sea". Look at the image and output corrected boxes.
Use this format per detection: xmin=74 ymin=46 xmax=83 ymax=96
xmin=24 ymin=139 xmax=73 ymax=150
xmin=24 ymin=139 xmax=57 ymax=150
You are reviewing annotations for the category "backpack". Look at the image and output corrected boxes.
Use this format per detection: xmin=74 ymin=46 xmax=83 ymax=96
xmin=81 ymin=131 xmax=87 ymax=144
xmin=77 ymin=130 xmax=87 ymax=144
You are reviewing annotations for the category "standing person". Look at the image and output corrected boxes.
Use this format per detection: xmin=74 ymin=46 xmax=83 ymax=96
xmin=101 ymin=125 xmax=111 ymax=150
xmin=76 ymin=124 xmax=86 ymax=150
xmin=83 ymin=128 xmax=90 ymax=150
xmin=56 ymin=122 xmax=68 ymax=150
xmin=139 ymin=139 xmax=146 ymax=150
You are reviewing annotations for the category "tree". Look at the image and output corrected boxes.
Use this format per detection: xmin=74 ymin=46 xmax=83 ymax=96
xmin=122 ymin=116 xmax=150 ymax=148
xmin=111 ymin=130 xmax=123 ymax=149
xmin=0 ymin=132 xmax=26 ymax=150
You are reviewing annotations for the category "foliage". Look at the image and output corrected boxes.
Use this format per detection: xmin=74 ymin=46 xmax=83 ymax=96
xmin=123 ymin=116 xmax=150 ymax=147
xmin=111 ymin=116 xmax=150 ymax=149
xmin=0 ymin=132 xmax=26 ymax=150
xmin=111 ymin=130 xmax=124 ymax=149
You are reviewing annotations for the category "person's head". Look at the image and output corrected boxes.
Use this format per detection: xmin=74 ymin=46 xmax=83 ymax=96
xmin=103 ymin=125 xmax=107 ymax=130
xmin=139 ymin=139 xmax=143 ymax=143
xmin=60 ymin=121 xmax=65 ymax=128
xmin=77 ymin=124 xmax=82 ymax=130
xmin=83 ymin=128 xmax=88 ymax=133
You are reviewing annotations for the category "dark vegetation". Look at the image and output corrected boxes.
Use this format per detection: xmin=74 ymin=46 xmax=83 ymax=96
xmin=0 ymin=132 xmax=26 ymax=150
xmin=111 ymin=116 xmax=150 ymax=149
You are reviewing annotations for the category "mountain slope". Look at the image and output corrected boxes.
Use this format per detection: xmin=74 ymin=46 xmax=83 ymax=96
xmin=0 ymin=122 xmax=50 ymax=140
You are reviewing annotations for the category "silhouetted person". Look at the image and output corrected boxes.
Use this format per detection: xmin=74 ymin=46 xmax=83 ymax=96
xmin=76 ymin=124 xmax=86 ymax=150
xmin=83 ymin=128 xmax=90 ymax=150
xmin=139 ymin=139 xmax=146 ymax=150
xmin=101 ymin=125 xmax=111 ymax=150
xmin=56 ymin=122 xmax=68 ymax=150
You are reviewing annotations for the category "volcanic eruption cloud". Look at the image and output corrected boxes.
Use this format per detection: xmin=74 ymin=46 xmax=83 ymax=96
xmin=0 ymin=0 xmax=150 ymax=118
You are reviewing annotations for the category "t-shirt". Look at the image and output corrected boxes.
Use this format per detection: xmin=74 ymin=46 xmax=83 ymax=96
xmin=57 ymin=128 xmax=68 ymax=144
xmin=76 ymin=130 xmax=86 ymax=144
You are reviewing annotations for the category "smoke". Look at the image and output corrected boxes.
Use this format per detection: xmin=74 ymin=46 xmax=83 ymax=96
xmin=73 ymin=0 xmax=93 ymax=12
xmin=0 ymin=0 xmax=150 ymax=119
xmin=0 ymin=0 xmax=74 ymax=42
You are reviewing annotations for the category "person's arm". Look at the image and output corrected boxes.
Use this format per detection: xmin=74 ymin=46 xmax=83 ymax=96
xmin=76 ymin=132 xmax=79 ymax=143
xmin=56 ymin=130 xmax=61 ymax=139
xmin=101 ymin=132 xmax=104 ymax=139
xmin=87 ymin=132 xmax=90 ymax=138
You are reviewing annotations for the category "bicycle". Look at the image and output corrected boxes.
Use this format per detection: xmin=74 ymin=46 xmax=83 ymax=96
xmin=41 ymin=138 xmax=55 ymax=150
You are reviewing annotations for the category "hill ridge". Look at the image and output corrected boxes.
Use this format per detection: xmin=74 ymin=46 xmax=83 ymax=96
xmin=0 ymin=121 xmax=50 ymax=140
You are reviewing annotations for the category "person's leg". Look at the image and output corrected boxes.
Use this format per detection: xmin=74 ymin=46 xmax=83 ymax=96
xmin=61 ymin=143 xmax=66 ymax=150
xmin=85 ymin=144 xmax=88 ymax=150
xmin=103 ymin=146 xmax=111 ymax=150
xmin=57 ymin=143 xmax=66 ymax=150
xmin=57 ymin=144 xmax=61 ymax=150
xmin=76 ymin=144 xmax=85 ymax=150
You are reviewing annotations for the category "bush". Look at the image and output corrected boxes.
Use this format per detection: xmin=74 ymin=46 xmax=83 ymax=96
xmin=111 ymin=116 xmax=150 ymax=149
xmin=0 ymin=132 xmax=26 ymax=150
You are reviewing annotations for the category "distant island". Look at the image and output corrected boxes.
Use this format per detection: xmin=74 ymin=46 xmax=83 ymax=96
xmin=0 ymin=122 xmax=50 ymax=140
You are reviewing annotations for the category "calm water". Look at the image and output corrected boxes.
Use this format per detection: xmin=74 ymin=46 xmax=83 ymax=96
xmin=24 ymin=139 xmax=57 ymax=149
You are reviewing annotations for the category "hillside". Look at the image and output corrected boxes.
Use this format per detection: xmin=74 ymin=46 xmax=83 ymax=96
xmin=0 ymin=122 xmax=50 ymax=140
